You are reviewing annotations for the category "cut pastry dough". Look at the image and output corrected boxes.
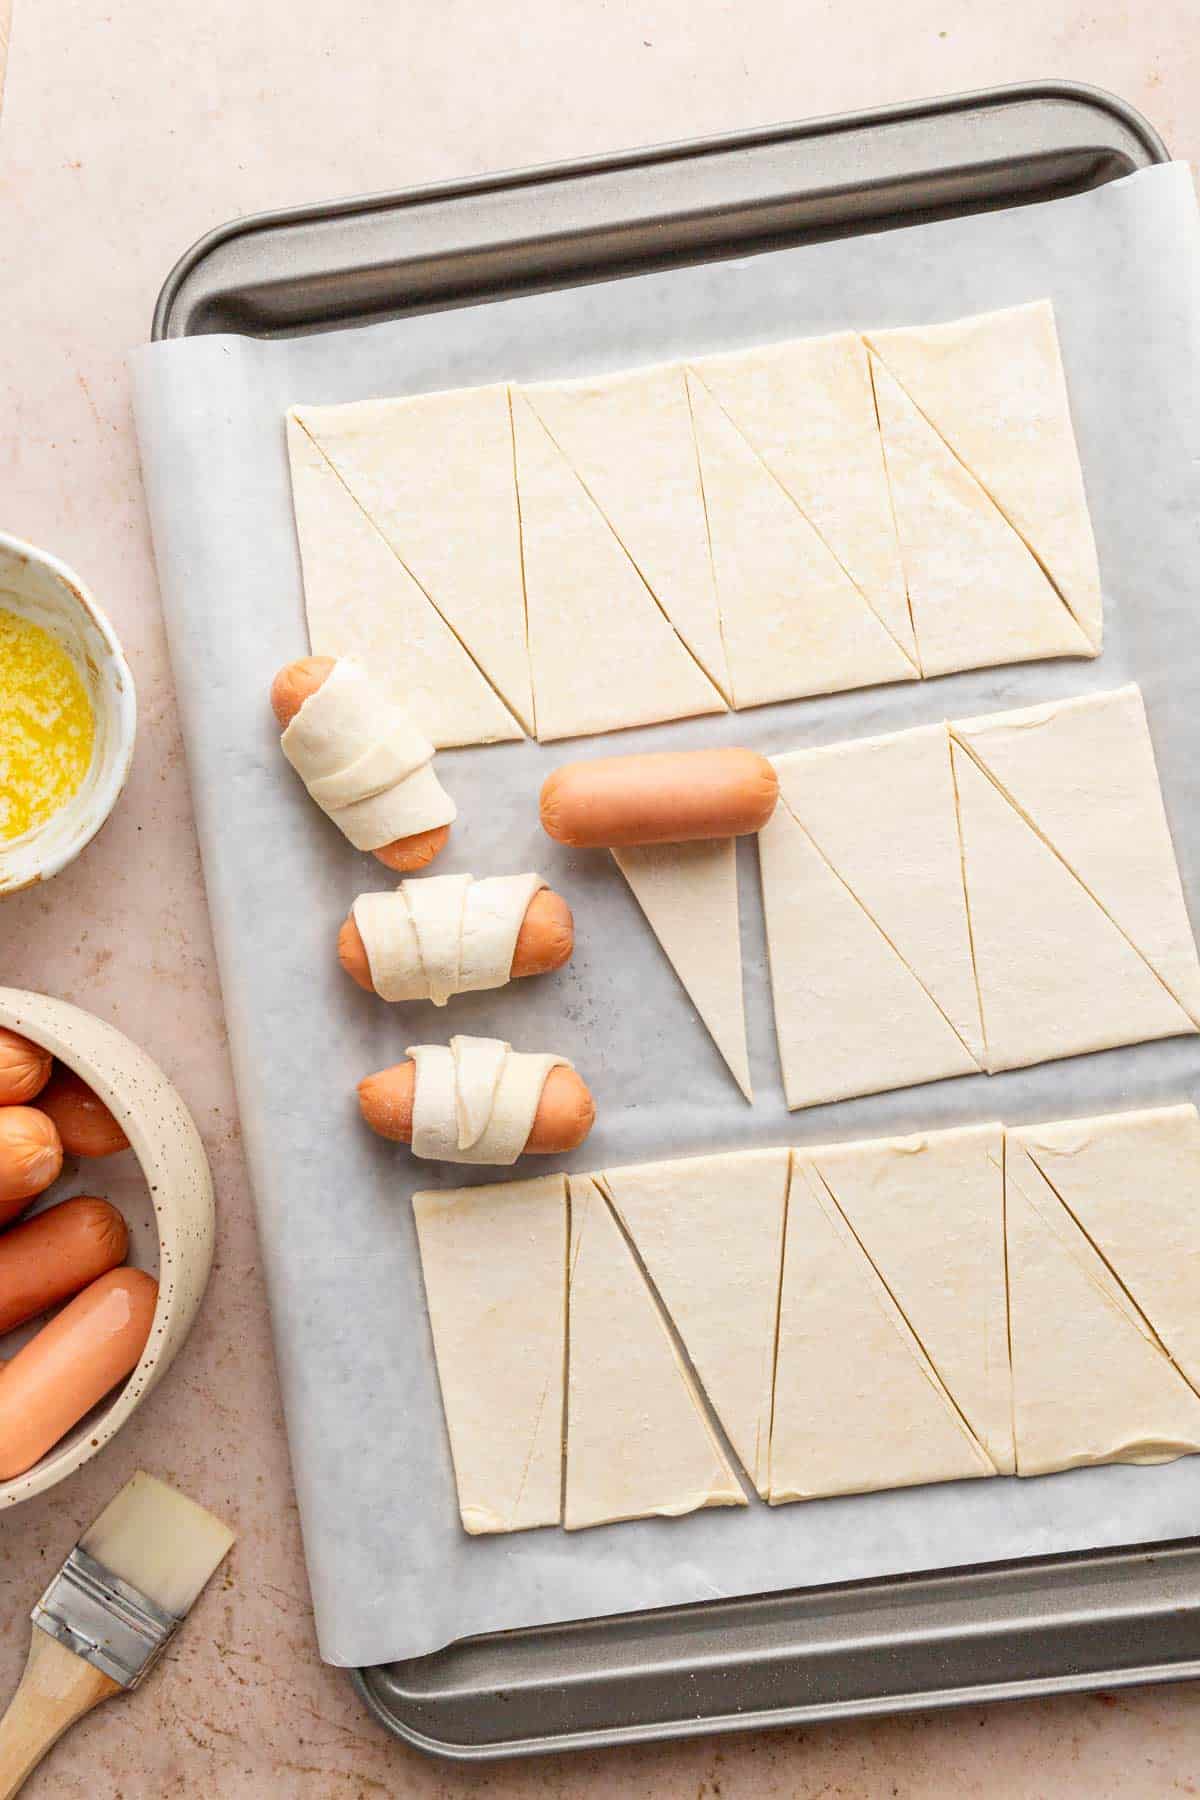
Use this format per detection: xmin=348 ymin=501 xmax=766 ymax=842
xmin=354 ymin=872 xmax=545 ymax=1005
xmin=522 ymin=364 xmax=732 ymax=702
xmin=693 ymin=332 xmax=916 ymax=667
xmin=413 ymin=1173 xmax=566 ymax=1533
xmin=951 ymin=739 xmax=1194 ymax=1072
xmin=758 ymin=790 xmax=978 ymax=1108
xmin=773 ymin=723 xmax=984 ymax=1068
xmin=1012 ymin=1106 xmax=1200 ymax=1396
xmin=952 ymin=686 xmax=1200 ymax=1025
xmin=279 ymin=655 xmax=456 ymax=851
xmin=407 ymin=1036 xmax=568 ymax=1164
xmin=612 ymin=839 xmax=752 ymax=1100
xmin=770 ymin=1158 xmax=995 ymax=1502
xmin=510 ymin=391 xmax=726 ymax=742
xmin=865 ymin=301 xmax=1103 ymax=651
xmin=564 ymin=1176 xmax=745 ymax=1529
xmin=294 ymin=388 xmax=535 ymax=733
xmin=685 ymin=369 xmax=917 ymax=709
xmin=812 ymin=1125 xmax=1011 ymax=1473
xmin=286 ymin=415 xmax=523 ymax=748
xmin=871 ymin=355 xmax=1093 ymax=676
xmin=602 ymin=1148 xmax=790 ymax=1495
xmin=1005 ymin=1154 xmax=1200 ymax=1476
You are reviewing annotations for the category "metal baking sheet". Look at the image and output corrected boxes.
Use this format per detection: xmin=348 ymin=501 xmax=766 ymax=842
xmin=137 ymin=85 xmax=1200 ymax=1755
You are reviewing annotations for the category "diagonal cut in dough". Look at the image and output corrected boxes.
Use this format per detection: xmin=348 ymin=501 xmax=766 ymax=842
xmin=1005 ymin=1154 xmax=1200 ymax=1476
xmin=1011 ymin=1105 xmax=1200 ymax=1396
xmin=564 ymin=1176 xmax=746 ymax=1529
xmin=685 ymin=369 xmax=918 ymax=710
xmin=870 ymin=355 xmax=1094 ymax=677
xmin=693 ymin=331 xmax=917 ymax=669
xmin=774 ymin=723 xmax=984 ymax=1068
xmin=286 ymin=416 xmax=522 ymax=749
xmin=951 ymin=686 xmax=1200 ymax=1025
xmin=758 ymin=790 xmax=979 ymax=1109
xmin=293 ymin=389 xmax=535 ymax=734
xmin=950 ymin=740 xmax=1195 ymax=1073
xmin=812 ymin=1125 xmax=1011 ymax=1473
xmin=412 ymin=1174 xmax=567 ymax=1534
xmin=865 ymin=301 xmax=1103 ymax=651
xmin=521 ymin=364 xmax=732 ymax=703
xmin=602 ymin=1148 xmax=790 ymax=1495
xmin=612 ymin=838 xmax=752 ymax=1101
xmin=769 ymin=1158 xmax=995 ymax=1502
xmin=510 ymin=393 xmax=727 ymax=742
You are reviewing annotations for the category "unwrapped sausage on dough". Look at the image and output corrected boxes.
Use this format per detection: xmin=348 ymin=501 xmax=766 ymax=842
xmin=278 ymin=656 xmax=456 ymax=854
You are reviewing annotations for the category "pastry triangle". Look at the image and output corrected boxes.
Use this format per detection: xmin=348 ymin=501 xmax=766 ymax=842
xmin=286 ymin=416 xmax=522 ymax=748
xmin=564 ymin=1177 xmax=745 ymax=1529
xmin=693 ymin=332 xmax=916 ymax=667
xmin=412 ymin=1175 xmax=566 ymax=1533
xmin=871 ymin=356 xmax=1093 ymax=677
xmin=1011 ymin=1106 xmax=1200 ymax=1395
xmin=612 ymin=838 xmax=752 ymax=1100
xmin=510 ymin=393 xmax=726 ymax=742
xmin=866 ymin=301 xmax=1103 ymax=650
xmin=951 ymin=741 xmax=1194 ymax=1072
xmin=1005 ymin=1155 xmax=1200 ymax=1475
xmin=603 ymin=1148 xmax=790 ymax=1495
xmin=758 ymin=791 xmax=979 ymax=1108
xmin=294 ymin=388 xmax=535 ymax=733
xmin=812 ymin=1124 xmax=1012 ymax=1472
xmin=686 ymin=369 xmax=917 ymax=709
xmin=774 ymin=722 xmax=983 ymax=1067
xmin=769 ymin=1159 xmax=994 ymax=1501
xmin=952 ymin=686 xmax=1200 ymax=1024
xmin=522 ymin=364 xmax=732 ymax=701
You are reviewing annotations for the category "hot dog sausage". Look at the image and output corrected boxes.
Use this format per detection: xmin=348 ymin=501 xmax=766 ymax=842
xmin=0 ymin=1197 xmax=128 ymax=1335
xmin=358 ymin=1060 xmax=595 ymax=1155
xmin=0 ymin=1267 xmax=158 ymax=1479
xmin=540 ymin=747 xmax=779 ymax=848
xmin=337 ymin=887 xmax=575 ymax=994
xmin=37 ymin=1067 xmax=129 ymax=1158
xmin=0 ymin=1029 xmax=52 ymax=1106
xmin=0 ymin=1108 xmax=63 ymax=1223
xmin=271 ymin=656 xmax=450 ymax=872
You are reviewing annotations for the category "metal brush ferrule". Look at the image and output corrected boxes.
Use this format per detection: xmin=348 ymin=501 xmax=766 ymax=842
xmin=31 ymin=1546 xmax=180 ymax=1689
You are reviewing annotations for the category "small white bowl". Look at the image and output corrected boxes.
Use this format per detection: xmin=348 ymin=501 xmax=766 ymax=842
xmin=0 ymin=531 xmax=136 ymax=895
xmin=0 ymin=989 xmax=215 ymax=1506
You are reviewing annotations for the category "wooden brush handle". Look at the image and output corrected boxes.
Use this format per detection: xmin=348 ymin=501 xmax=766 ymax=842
xmin=0 ymin=1631 xmax=119 ymax=1797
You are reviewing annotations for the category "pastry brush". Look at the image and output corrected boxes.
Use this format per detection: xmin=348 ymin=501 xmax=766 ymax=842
xmin=0 ymin=1472 xmax=234 ymax=1797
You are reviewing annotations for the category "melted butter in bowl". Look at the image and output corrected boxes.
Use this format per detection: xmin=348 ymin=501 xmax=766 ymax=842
xmin=0 ymin=607 xmax=97 ymax=842
xmin=0 ymin=534 xmax=136 ymax=893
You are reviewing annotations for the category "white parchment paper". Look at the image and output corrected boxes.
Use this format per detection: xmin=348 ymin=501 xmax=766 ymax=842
xmin=132 ymin=162 xmax=1200 ymax=1668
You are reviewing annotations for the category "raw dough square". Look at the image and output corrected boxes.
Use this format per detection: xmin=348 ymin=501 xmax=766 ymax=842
xmin=760 ymin=686 xmax=1200 ymax=1108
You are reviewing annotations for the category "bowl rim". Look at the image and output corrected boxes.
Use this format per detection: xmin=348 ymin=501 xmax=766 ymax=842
xmin=0 ymin=990 xmax=215 ymax=1505
xmin=0 ymin=529 xmax=138 ymax=890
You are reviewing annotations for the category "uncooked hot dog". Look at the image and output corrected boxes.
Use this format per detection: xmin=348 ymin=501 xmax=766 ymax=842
xmin=37 ymin=1067 xmax=129 ymax=1158
xmin=0 ymin=1029 xmax=52 ymax=1106
xmin=0 ymin=1107 xmax=63 ymax=1224
xmin=358 ymin=1060 xmax=595 ymax=1155
xmin=271 ymin=656 xmax=450 ymax=872
xmin=0 ymin=1266 xmax=158 ymax=1480
xmin=540 ymin=747 xmax=779 ymax=848
xmin=0 ymin=1197 xmax=129 ymax=1336
xmin=338 ymin=887 xmax=574 ymax=993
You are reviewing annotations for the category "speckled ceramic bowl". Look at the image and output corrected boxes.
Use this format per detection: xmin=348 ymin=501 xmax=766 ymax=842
xmin=0 ymin=531 xmax=137 ymax=895
xmin=0 ymin=989 xmax=215 ymax=1505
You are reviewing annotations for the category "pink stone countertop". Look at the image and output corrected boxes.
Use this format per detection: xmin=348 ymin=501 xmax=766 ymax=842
xmin=1 ymin=3 xmax=1199 ymax=1793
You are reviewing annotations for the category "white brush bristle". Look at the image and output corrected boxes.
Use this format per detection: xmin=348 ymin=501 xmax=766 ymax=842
xmin=78 ymin=1472 xmax=235 ymax=1617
